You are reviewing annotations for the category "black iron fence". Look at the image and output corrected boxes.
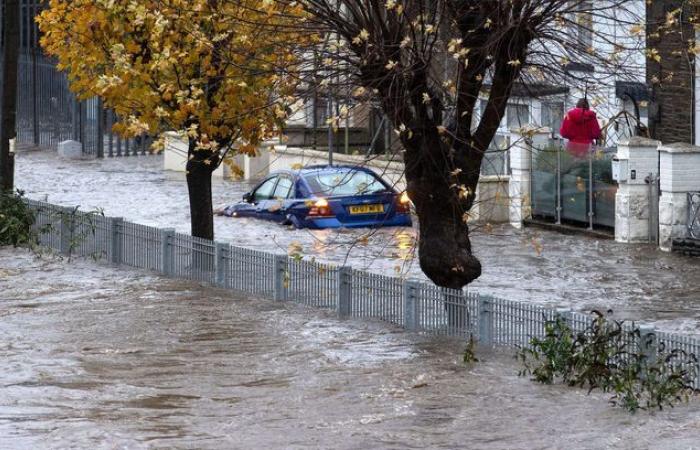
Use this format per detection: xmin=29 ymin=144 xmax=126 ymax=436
xmin=2 ymin=50 xmax=149 ymax=157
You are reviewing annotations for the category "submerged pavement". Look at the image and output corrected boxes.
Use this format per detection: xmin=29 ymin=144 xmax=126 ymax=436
xmin=1 ymin=247 xmax=699 ymax=449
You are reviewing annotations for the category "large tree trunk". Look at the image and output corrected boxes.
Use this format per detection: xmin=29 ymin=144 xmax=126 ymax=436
xmin=185 ymin=139 xmax=217 ymax=240
xmin=406 ymin=166 xmax=481 ymax=290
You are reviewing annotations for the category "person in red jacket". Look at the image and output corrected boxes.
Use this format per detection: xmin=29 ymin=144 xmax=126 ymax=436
xmin=559 ymin=98 xmax=602 ymax=158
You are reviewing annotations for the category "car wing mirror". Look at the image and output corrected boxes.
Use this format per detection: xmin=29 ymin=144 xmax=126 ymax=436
xmin=242 ymin=192 xmax=252 ymax=203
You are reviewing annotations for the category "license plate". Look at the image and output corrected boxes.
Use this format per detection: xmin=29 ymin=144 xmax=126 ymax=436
xmin=349 ymin=204 xmax=384 ymax=214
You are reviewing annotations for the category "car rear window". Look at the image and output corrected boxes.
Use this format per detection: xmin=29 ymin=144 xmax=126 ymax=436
xmin=304 ymin=170 xmax=388 ymax=197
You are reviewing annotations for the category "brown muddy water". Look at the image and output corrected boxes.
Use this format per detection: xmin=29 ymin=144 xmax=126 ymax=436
xmin=1 ymin=247 xmax=700 ymax=449
xmin=15 ymin=149 xmax=700 ymax=336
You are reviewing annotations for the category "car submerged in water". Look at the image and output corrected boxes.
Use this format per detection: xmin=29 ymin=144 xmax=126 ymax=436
xmin=219 ymin=165 xmax=412 ymax=229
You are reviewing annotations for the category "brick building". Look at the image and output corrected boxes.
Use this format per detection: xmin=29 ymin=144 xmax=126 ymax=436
xmin=646 ymin=0 xmax=698 ymax=144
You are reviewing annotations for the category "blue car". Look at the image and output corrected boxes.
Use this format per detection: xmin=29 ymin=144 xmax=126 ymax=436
xmin=221 ymin=165 xmax=412 ymax=229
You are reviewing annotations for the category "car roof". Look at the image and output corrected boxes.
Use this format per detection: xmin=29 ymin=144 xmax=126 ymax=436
xmin=270 ymin=164 xmax=379 ymax=178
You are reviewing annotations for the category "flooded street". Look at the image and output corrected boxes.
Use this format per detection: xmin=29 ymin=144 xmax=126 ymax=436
xmin=2 ymin=247 xmax=700 ymax=449
xmin=15 ymin=149 xmax=700 ymax=335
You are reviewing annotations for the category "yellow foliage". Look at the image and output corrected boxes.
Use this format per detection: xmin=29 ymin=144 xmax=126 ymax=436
xmin=37 ymin=0 xmax=312 ymax=160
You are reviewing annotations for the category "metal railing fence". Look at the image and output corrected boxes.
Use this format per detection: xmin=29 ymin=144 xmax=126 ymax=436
xmin=688 ymin=192 xmax=700 ymax=240
xmin=23 ymin=198 xmax=700 ymax=388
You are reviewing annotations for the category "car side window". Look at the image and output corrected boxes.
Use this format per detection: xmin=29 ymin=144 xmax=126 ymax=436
xmin=273 ymin=176 xmax=294 ymax=199
xmin=253 ymin=177 xmax=277 ymax=202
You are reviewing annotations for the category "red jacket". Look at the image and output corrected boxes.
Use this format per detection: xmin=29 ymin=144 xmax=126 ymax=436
xmin=559 ymin=107 xmax=601 ymax=144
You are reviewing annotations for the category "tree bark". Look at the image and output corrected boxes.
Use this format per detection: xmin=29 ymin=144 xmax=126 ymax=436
xmin=185 ymin=139 xmax=217 ymax=240
xmin=1 ymin=0 xmax=20 ymax=192
xmin=404 ymin=138 xmax=482 ymax=290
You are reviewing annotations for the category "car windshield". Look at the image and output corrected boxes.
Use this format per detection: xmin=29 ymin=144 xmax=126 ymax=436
xmin=304 ymin=170 xmax=387 ymax=197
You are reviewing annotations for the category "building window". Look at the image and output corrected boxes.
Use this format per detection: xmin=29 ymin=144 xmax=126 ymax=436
xmin=542 ymin=102 xmax=564 ymax=134
xmin=481 ymin=134 xmax=510 ymax=176
xmin=507 ymin=104 xmax=530 ymax=129
xmin=305 ymin=98 xmax=328 ymax=128
xmin=575 ymin=1 xmax=593 ymax=50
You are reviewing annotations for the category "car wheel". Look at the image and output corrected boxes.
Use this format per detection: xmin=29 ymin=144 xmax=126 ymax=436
xmin=283 ymin=214 xmax=303 ymax=229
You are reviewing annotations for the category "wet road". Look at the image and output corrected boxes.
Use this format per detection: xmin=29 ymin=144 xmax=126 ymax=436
xmin=15 ymin=149 xmax=700 ymax=335
xmin=2 ymin=247 xmax=700 ymax=449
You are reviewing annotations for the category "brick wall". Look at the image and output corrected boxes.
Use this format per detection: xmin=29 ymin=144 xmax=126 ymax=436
xmin=646 ymin=0 xmax=695 ymax=144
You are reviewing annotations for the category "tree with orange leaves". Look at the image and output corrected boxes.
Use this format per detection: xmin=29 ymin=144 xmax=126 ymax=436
xmin=38 ymin=0 xmax=310 ymax=240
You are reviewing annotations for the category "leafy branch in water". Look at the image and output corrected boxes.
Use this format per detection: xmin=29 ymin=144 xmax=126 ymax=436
xmin=517 ymin=310 xmax=697 ymax=413
xmin=463 ymin=334 xmax=479 ymax=364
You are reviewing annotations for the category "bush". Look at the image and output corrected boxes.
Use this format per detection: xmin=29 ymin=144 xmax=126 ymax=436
xmin=0 ymin=190 xmax=37 ymax=247
xmin=517 ymin=311 xmax=697 ymax=412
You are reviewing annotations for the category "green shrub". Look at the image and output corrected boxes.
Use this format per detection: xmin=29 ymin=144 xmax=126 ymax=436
xmin=518 ymin=311 xmax=697 ymax=412
xmin=0 ymin=190 xmax=37 ymax=247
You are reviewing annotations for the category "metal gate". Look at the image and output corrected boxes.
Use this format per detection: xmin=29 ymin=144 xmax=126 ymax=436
xmin=11 ymin=52 xmax=149 ymax=157
xmin=688 ymin=192 xmax=700 ymax=239
xmin=646 ymin=173 xmax=660 ymax=244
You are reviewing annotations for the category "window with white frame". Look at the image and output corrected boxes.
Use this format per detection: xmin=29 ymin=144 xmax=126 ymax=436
xmin=542 ymin=102 xmax=565 ymax=134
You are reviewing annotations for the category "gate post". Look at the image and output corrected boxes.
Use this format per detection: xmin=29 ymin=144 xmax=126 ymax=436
xmin=509 ymin=127 xmax=551 ymax=229
xmin=337 ymin=266 xmax=352 ymax=318
xmin=215 ymin=242 xmax=228 ymax=288
xmin=273 ymin=254 xmax=288 ymax=301
xmin=109 ymin=217 xmax=123 ymax=264
xmin=58 ymin=207 xmax=76 ymax=255
xmin=402 ymin=280 xmax=420 ymax=331
xmin=478 ymin=295 xmax=493 ymax=346
xmin=614 ymin=137 xmax=661 ymax=243
xmin=160 ymin=228 xmax=175 ymax=276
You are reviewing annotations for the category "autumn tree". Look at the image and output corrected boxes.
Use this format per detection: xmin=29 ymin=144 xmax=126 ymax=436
xmin=297 ymin=0 xmax=644 ymax=288
xmin=38 ymin=0 xmax=309 ymax=240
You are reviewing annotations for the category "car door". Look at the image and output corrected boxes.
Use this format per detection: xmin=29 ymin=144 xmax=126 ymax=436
xmin=268 ymin=175 xmax=295 ymax=222
xmin=254 ymin=176 xmax=283 ymax=221
xmin=237 ymin=176 xmax=277 ymax=219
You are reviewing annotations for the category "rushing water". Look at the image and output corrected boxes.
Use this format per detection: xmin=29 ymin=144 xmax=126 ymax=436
xmin=15 ymin=149 xmax=700 ymax=335
xmin=1 ymin=247 xmax=699 ymax=449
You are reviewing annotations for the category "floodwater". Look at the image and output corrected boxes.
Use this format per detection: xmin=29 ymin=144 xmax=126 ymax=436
xmin=15 ymin=149 xmax=700 ymax=335
xmin=1 ymin=247 xmax=700 ymax=449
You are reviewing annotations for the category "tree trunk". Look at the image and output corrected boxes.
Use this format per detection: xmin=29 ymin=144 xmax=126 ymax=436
xmin=403 ymin=131 xmax=483 ymax=291
xmin=409 ymin=179 xmax=481 ymax=290
xmin=1 ymin=0 xmax=20 ymax=192
xmin=185 ymin=139 xmax=217 ymax=240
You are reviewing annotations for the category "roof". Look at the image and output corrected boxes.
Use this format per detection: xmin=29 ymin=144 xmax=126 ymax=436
xmin=272 ymin=164 xmax=378 ymax=176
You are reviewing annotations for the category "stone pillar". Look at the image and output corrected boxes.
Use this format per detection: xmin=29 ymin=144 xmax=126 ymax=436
xmin=658 ymin=143 xmax=700 ymax=251
xmin=614 ymin=137 xmax=661 ymax=243
xmin=508 ymin=127 xmax=550 ymax=228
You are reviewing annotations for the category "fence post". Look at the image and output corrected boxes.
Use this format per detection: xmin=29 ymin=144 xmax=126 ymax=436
xmin=160 ymin=228 xmax=175 ymax=276
xmin=96 ymin=99 xmax=104 ymax=158
xmin=402 ymin=280 xmax=420 ymax=331
xmin=337 ymin=266 xmax=352 ymax=318
xmin=215 ymin=242 xmax=228 ymax=288
xmin=58 ymin=207 xmax=72 ymax=255
xmin=639 ymin=327 xmax=657 ymax=368
xmin=273 ymin=254 xmax=288 ymax=301
xmin=478 ymin=294 xmax=493 ymax=346
xmin=109 ymin=217 xmax=123 ymax=264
